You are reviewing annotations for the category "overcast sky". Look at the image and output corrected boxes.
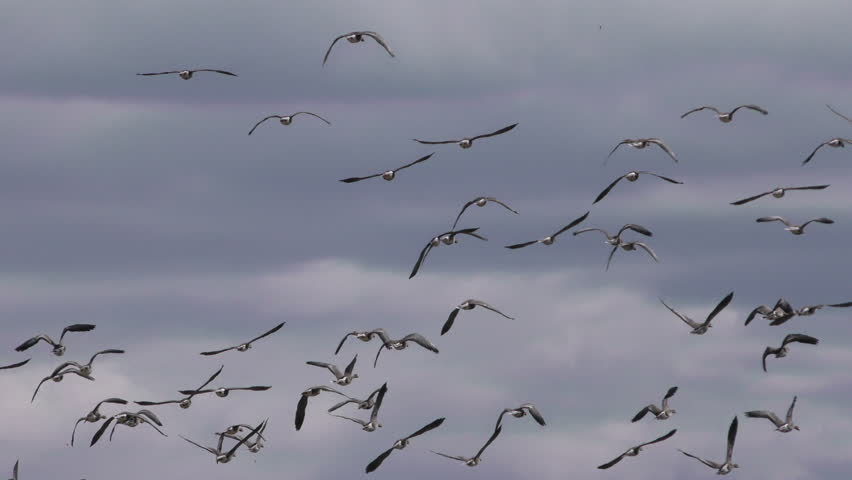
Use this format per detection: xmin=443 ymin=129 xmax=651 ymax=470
xmin=2 ymin=1 xmax=852 ymax=479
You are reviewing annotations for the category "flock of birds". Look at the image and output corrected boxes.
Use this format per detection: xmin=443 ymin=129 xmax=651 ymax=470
xmin=4 ymin=24 xmax=852 ymax=480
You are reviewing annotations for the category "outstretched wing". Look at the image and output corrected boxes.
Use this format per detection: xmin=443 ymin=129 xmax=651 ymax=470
xmin=783 ymin=333 xmax=819 ymax=346
xmin=802 ymin=142 xmax=830 ymax=165
xmin=730 ymin=190 xmax=771 ymax=206
xmin=826 ymin=104 xmax=852 ymax=124
xmin=730 ymin=104 xmax=768 ymax=116
xmin=553 ymin=211 xmax=591 ymax=237
xmin=726 ymin=416 xmax=738 ymax=463
xmin=470 ymin=300 xmax=515 ymax=320
xmin=745 ymin=410 xmax=783 ymax=427
xmin=323 ymin=34 xmax=348 ymax=65
xmin=641 ymin=171 xmax=683 ymax=184
xmin=247 ymin=321 xmax=286 ymax=345
xmin=470 ymin=123 xmax=518 ymax=141
xmin=60 ymin=324 xmax=96 ymax=343
xmin=632 ymin=242 xmax=660 ymax=263
xmin=361 ymin=31 xmax=396 ymax=58
xmin=474 ymin=426 xmax=502 ymax=460
xmin=90 ymin=417 xmax=115 ymax=446
xmin=295 ymin=395 xmax=309 ymax=431
xmin=597 ymin=452 xmax=627 ymax=470
xmin=680 ymin=105 xmax=719 ymax=118
xmin=366 ymin=447 xmax=395 ymax=473
xmin=451 ymin=199 xmax=478 ymax=230
xmin=405 ymin=417 xmax=446 ymax=440
xmin=192 ymin=69 xmax=237 ymax=76
xmin=638 ymin=428 xmax=677 ymax=448
xmin=400 ymin=333 xmax=439 ymax=353
xmin=702 ymin=291 xmax=734 ymax=327
xmin=408 ymin=241 xmax=434 ymax=279
xmin=647 ymin=138 xmax=678 ymax=162
xmin=441 ymin=308 xmax=461 ymax=336
xmin=505 ymin=239 xmax=538 ymax=250
xmin=678 ymin=449 xmax=721 ymax=469
xmin=0 ymin=358 xmax=30 ymax=370
xmin=756 ymin=216 xmax=793 ymax=227
xmin=593 ymin=175 xmax=625 ymax=204
xmin=659 ymin=298 xmax=700 ymax=329
xmin=136 ymin=71 xmax=181 ymax=76
xmin=248 ymin=116 xmax=283 ymax=136
xmin=291 ymin=111 xmax=332 ymax=125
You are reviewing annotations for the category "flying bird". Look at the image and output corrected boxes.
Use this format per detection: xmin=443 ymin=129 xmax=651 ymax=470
xmin=413 ymin=123 xmax=518 ymax=149
xmin=678 ymin=416 xmax=739 ymax=475
xmin=200 ymin=321 xmax=285 ymax=356
xmin=495 ymin=404 xmax=546 ymax=430
xmin=730 ymin=185 xmax=830 ymax=205
xmin=180 ymin=419 xmax=267 ymax=464
xmin=295 ymin=385 xmax=347 ymax=431
xmin=332 ymin=382 xmax=388 ymax=432
xmin=323 ymin=31 xmax=395 ymax=65
xmin=15 ymin=324 xmax=96 ymax=356
xmin=409 ymin=227 xmax=487 ymax=279
xmin=593 ymin=171 xmax=682 ymax=204
xmin=374 ymin=333 xmax=439 ymax=368
xmin=32 ymin=366 xmax=95 ymax=403
xmin=631 ymin=386 xmax=678 ymax=422
xmin=135 ymin=365 xmax=224 ymax=409
xmin=680 ymin=104 xmax=768 ymax=122
xmin=215 ymin=422 xmax=269 ymax=453
xmin=451 ymin=196 xmax=518 ymax=230
xmin=366 ymin=417 xmax=445 ymax=473
xmin=607 ymin=138 xmax=678 ymax=164
xmin=802 ymin=138 xmax=852 ymax=165
xmin=442 ymin=299 xmax=514 ymax=335
xmin=51 ymin=348 xmax=124 ymax=377
xmin=745 ymin=299 xmax=795 ymax=326
xmin=339 ymin=153 xmax=434 ymax=183
xmin=573 ymin=223 xmax=653 ymax=246
xmin=306 ymin=355 xmax=359 ymax=386
xmin=430 ymin=426 xmax=502 ymax=467
xmin=660 ymin=291 xmax=734 ymax=335
xmin=90 ymin=409 xmax=167 ymax=446
xmin=763 ymin=300 xmax=852 ymax=326
xmin=334 ymin=329 xmax=392 ymax=355
xmin=505 ymin=211 xmax=590 ymax=249
xmin=0 ymin=358 xmax=30 ymax=370
xmin=248 ymin=112 xmax=331 ymax=135
xmin=762 ymin=333 xmax=819 ymax=372
xmin=71 ymin=398 xmax=128 ymax=446
xmin=745 ymin=396 xmax=800 ymax=432
xmin=328 ymin=385 xmax=386 ymax=413
xmin=597 ymin=429 xmax=677 ymax=470
xmin=136 ymin=69 xmax=237 ymax=80
xmin=755 ymin=216 xmax=834 ymax=235
xmin=605 ymin=240 xmax=659 ymax=271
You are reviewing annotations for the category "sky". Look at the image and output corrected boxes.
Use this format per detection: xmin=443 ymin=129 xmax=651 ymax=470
xmin=2 ymin=0 xmax=852 ymax=478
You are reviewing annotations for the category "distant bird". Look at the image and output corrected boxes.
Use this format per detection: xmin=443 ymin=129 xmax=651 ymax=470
xmin=765 ymin=300 xmax=852 ymax=326
xmin=32 ymin=367 xmax=95 ymax=403
xmin=631 ymin=386 xmax=678 ymax=422
xmin=248 ymin=113 xmax=331 ymax=135
xmin=660 ymin=291 xmax=734 ymax=335
xmin=413 ymin=123 xmax=518 ymax=149
xmin=607 ymin=138 xmax=678 ymax=164
xmin=332 ymin=382 xmax=388 ymax=432
xmin=730 ymin=185 xmax=830 ymax=205
xmin=680 ymin=104 xmax=768 ymax=122
xmin=366 ymin=417 xmax=445 ymax=473
xmin=762 ymin=334 xmax=819 ymax=372
xmin=593 ymin=171 xmax=682 ymax=204
xmin=374 ymin=333 xmax=439 ymax=367
xmin=442 ymin=299 xmax=514 ymax=335
xmin=409 ymin=227 xmax=488 ymax=279
xmin=295 ymin=385 xmax=347 ymax=431
xmin=451 ymin=196 xmax=519 ymax=230
xmin=200 ymin=322 xmax=285 ymax=356
xmin=180 ymin=419 xmax=266 ymax=464
xmin=335 ymin=329 xmax=392 ymax=355
xmin=802 ymin=138 xmax=852 ymax=165
xmin=597 ymin=429 xmax=677 ymax=470
xmin=745 ymin=396 xmax=800 ymax=432
xmin=178 ymin=385 xmax=271 ymax=399
xmin=755 ymin=216 xmax=834 ymax=235
xmin=216 ymin=422 xmax=269 ymax=453
xmin=0 ymin=358 xmax=30 ymax=370
xmin=573 ymin=223 xmax=653 ymax=246
xmin=745 ymin=299 xmax=794 ymax=326
xmin=51 ymin=349 xmax=124 ymax=377
xmin=306 ymin=355 xmax=359 ymax=386
xmin=430 ymin=426 xmax=502 ymax=467
xmin=323 ymin=31 xmax=395 ymax=65
xmin=135 ymin=365 xmax=223 ymax=409
xmin=136 ymin=69 xmax=237 ymax=80
xmin=340 ymin=153 xmax=434 ymax=183
xmin=678 ymin=416 xmax=739 ymax=475
xmin=505 ymin=211 xmax=590 ymax=249
xmin=605 ymin=240 xmax=659 ymax=271
xmin=328 ymin=385 xmax=386 ymax=413
xmin=15 ymin=324 xmax=96 ymax=357
xmin=495 ymin=404 xmax=546 ymax=430
xmin=90 ymin=409 xmax=166 ymax=446
xmin=826 ymin=104 xmax=852 ymax=124
xmin=71 ymin=398 xmax=128 ymax=446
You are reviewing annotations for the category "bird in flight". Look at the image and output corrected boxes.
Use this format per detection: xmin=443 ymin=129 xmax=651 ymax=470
xmin=597 ymin=429 xmax=677 ymax=469
xmin=593 ymin=171 xmax=682 ymax=204
xmin=413 ymin=123 xmax=518 ymax=149
xmin=745 ymin=396 xmax=800 ymax=432
xmin=755 ymin=216 xmax=834 ymax=235
xmin=248 ymin=112 xmax=331 ymax=135
xmin=730 ymin=185 xmax=829 ymax=205
xmin=762 ymin=333 xmax=819 ymax=372
xmin=660 ymin=292 xmax=734 ymax=335
xmin=366 ymin=417 xmax=445 ymax=473
xmin=136 ymin=69 xmax=237 ymax=80
xmin=505 ymin=211 xmax=590 ymax=249
xmin=200 ymin=322 xmax=285 ymax=356
xmin=680 ymin=104 xmax=768 ymax=122
xmin=323 ymin=31 xmax=395 ymax=65
xmin=678 ymin=417 xmax=739 ymax=475
xmin=607 ymin=138 xmax=678 ymax=164
xmin=340 ymin=153 xmax=434 ymax=183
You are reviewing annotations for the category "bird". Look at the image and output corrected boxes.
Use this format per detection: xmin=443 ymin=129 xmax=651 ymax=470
xmin=660 ymin=291 xmax=734 ymax=335
xmin=366 ymin=417 xmax=445 ymax=473
xmin=495 ymin=404 xmax=546 ymax=430
xmin=593 ymin=171 xmax=682 ymax=204
xmin=605 ymin=240 xmax=659 ymax=271
xmin=180 ymin=419 xmax=267 ymax=464
xmin=327 ymin=385 xmax=386 ymax=413
xmin=802 ymin=138 xmax=852 ymax=165
xmin=373 ymin=333 xmax=439 ymax=368
xmin=323 ymin=31 xmax=395 ymax=65
xmin=339 ymin=153 xmax=434 ymax=183
xmin=334 ymin=329 xmax=392 ymax=355
xmin=762 ymin=333 xmax=819 ymax=372
xmin=597 ymin=429 xmax=677 ymax=470
xmin=505 ymin=211 xmax=590 ymax=249
xmin=745 ymin=396 xmax=800 ymax=432
xmin=730 ymin=185 xmax=830 ymax=205
xmin=451 ymin=196 xmax=519 ymax=230
xmin=136 ymin=69 xmax=237 ymax=80
xmin=178 ymin=385 xmax=271 ymax=399
xmin=413 ymin=123 xmax=518 ymax=149
xmin=430 ymin=426 xmax=502 ymax=467
xmin=409 ymin=227 xmax=488 ymax=279
xmin=306 ymin=355 xmax=359 ymax=386
xmin=90 ymin=409 xmax=167 ymax=446
xmin=200 ymin=321 xmax=285 ymax=356
xmin=606 ymin=138 xmax=678 ymax=164
xmin=71 ymin=398 xmax=128 ymax=446
xmin=631 ymin=386 xmax=678 ymax=422
xmin=573 ymin=223 xmax=653 ymax=246
xmin=0 ymin=358 xmax=30 ymax=370
xmin=215 ymin=421 xmax=268 ymax=453
xmin=680 ymin=104 xmax=768 ymax=122
xmin=745 ymin=299 xmax=795 ymax=326
xmin=826 ymin=104 xmax=852 ymax=124
xmin=50 ymin=349 xmax=124 ymax=377
xmin=295 ymin=385 xmax=347 ymax=431
xmin=766 ymin=300 xmax=852 ymax=326
xmin=678 ymin=416 xmax=739 ymax=475
xmin=755 ymin=216 xmax=834 ymax=235
xmin=442 ymin=299 xmax=514 ymax=335
xmin=332 ymin=382 xmax=388 ymax=432
xmin=248 ymin=113 xmax=331 ymax=135
xmin=15 ymin=324 xmax=96 ymax=356
xmin=135 ymin=365 xmax=224 ymax=409
xmin=31 ymin=366 xmax=95 ymax=403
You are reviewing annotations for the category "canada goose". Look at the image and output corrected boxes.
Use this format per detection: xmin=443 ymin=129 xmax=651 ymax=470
xmin=323 ymin=31 xmax=395 ymax=65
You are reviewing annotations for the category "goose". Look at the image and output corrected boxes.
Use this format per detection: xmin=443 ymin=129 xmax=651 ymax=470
xmin=745 ymin=299 xmax=794 ymax=326
xmin=90 ymin=409 xmax=166 ymax=446
xmin=335 ymin=329 xmax=392 ymax=355
xmin=71 ymin=397 xmax=128 ymax=446
xmin=451 ymin=196 xmax=519 ymax=229
xmin=295 ymin=385 xmax=347 ymax=431
xmin=328 ymin=385 xmax=386 ymax=413
xmin=178 ymin=385 xmax=271 ymax=399
xmin=200 ymin=322 xmax=285 ymax=356
xmin=413 ymin=123 xmax=518 ymax=149
xmin=332 ymin=382 xmax=387 ymax=432
xmin=593 ymin=171 xmax=682 ymax=204
xmin=430 ymin=426 xmax=502 ymax=467
xmin=373 ymin=333 xmax=439 ymax=368
xmin=678 ymin=416 xmax=739 ymax=475
xmin=495 ymin=404 xmax=546 ymax=430
xmin=366 ymin=417 xmax=445 ymax=473
xmin=660 ymin=292 xmax=734 ymax=335
xmin=730 ymin=185 xmax=830 ymax=205
xmin=340 ymin=153 xmax=434 ymax=183
xmin=442 ymin=299 xmax=515 ymax=335
xmin=248 ymin=113 xmax=331 ymax=135
xmin=573 ymin=223 xmax=653 ymax=246
xmin=755 ymin=216 xmax=834 ymax=235
xmin=826 ymin=104 xmax=852 ymax=124
xmin=136 ymin=69 xmax=237 ymax=80
xmin=306 ymin=355 xmax=359 ymax=386
xmin=0 ymin=358 xmax=30 ymax=371
xmin=680 ymin=104 xmax=768 ymax=122
xmin=607 ymin=138 xmax=678 ymax=164
xmin=767 ymin=301 xmax=852 ymax=326
xmin=31 ymin=366 xmax=95 ymax=403
xmin=135 ymin=365 xmax=223 ymax=409
xmin=323 ymin=31 xmax=395 ymax=66
xmin=631 ymin=386 xmax=678 ymax=422
xmin=409 ymin=227 xmax=487 ymax=279
xmin=605 ymin=240 xmax=659 ymax=271
xmin=215 ymin=421 xmax=269 ymax=453
xmin=802 ymin=138 xmax=852 ymax=165
xmin=505 ymin=211 xmax=590 ymax=249
xmin=745 ymin=396 xmax=800 ymax=432
xmin=51 ymin=349 xmax=124 ymax=377
xmin=15 ymin=324 xmax=96 ymax=357
xmin=598 ymin=429 xmax=677 ymax=469
xmin=763 ymin=334 xmax=819 ymax=372
xmin=180 ymin=419 xmax=266 ymax=464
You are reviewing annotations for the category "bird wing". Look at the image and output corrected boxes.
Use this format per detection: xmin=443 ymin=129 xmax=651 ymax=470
xmin=400 ymin=333 xmax=439 ymax=353
xmin=247 ymin=321 xmax=286 ymax=345
xmin=134 ymin=399 xmax=181 ymax=406
xmin=451 ymin=199 xmax=478 ymax=230
xmin=605 ymin=244 xmax=619 ymax=271
xmin=295 ymin=395 xmax=309 ymax=431
xmin=95 ymin=397 xmax=128 ymax=410
xmin=632 ymin=242 xmax=660 ymax=263
xmin=762 ymin=347 xmax=777 ymax=372
xmin=659 ymin=298 xmax=700 ymax=329
xmin=322 ymin=34 xmax=348 ymax=65
xmin=370 ymin=383 xmax=389 ymax=423
xmin=429 ymin=451 xmax=468 ymax=462
xmin=327 ymin=397 xmax=359 ymax=413
xmin=332 ymin=414 xmax=368 ymax=426
xmin=89 ymin=349 xmax=125 ymax=366
xmin=441 ymin=308 xmax=461 ymax=336
xmin=192 ymin=69 xmax=237 ymax=76
xmin=647 ymin=138 xmax=678 ymax=162
xmin=307 ymin=361 xmax=344 ymax=379
xmin=474 ymin=426 xmax=502 ymax=460
xmin=0 ymin=358 xmax=31 ymax=370
xmin=756 ymin=216 xmax=793 ymax=227
xmin=408 ymin=242 xmax=434 ymax=279
xmin=71 ymin=417 xmax=86 ymax=446
xmin=640 ymin=171 xmax=683 ymax=184
xmin=344 ymin=354 xmax=358 ymax=376
xmin=745 ymin=410 xmax=783 ymax=427
xmin=505 ymin=239 xmax=538 ymax=249
xmin=631 ymin=406 xmax=655 ymax=423
xmin=522 ymin=404 xmax=546 ymax=425
xmin=606 ymin=140 xmax=631 ymax=161
xmin=366 ymin=447 xmax=395 ymax=473
xmin=224 ymin=420 xmax=265 ymax=457
xmin=179 ymin=435 xmax=218 ymax=455
xmin=393 ymin=152 xmax=435 ymax=174
xmin=680 ymin=106 xmax=719 ymax=118
xmin=702 ymin=291 xmax=734 ymax=327
xmin=291 ymin=111 xmax=332 ymax=125
xmin=470 ymin=300 xmax=515 ymax=319
xmin=802 ymin=142 xmax=829 ymax=165
xmin=361 ymin=31 xmax=396 ymax=58
xmin=572 ymin=227 xmax=608 ymax=238
xmin=663 ymin=386 xmax=678 ymax=401
xmin=826 ymin=104 xmax=852 ymax=124
xmin=638 ymin=428 xmax=677 ymax=447
xmin=199 ymin=345 xmax=237 ymax=356
xmin=596 ymin=452 xmax=627 ymax=470
xmin=730 ymin=104 xmax=768 ymax=116
xmin=552 ymin=211 xmax=591 ymax=237
xmin=335 ymin=332 xmax=358 ymax=355
xmin=745 ymin=305 xmax=772 ymax=326
xmin=412 ymin=137 xmax=460 ymax=145
xmin=786 ymin=396 xmax=797 ymax=423
xmin=828 ymin=301 xmax=852 ymax=308
xmin=15 ymin=335 xmax=54 ymax=352
xmin=593 ymin=175 xmax=625 ymax=204
xmin=783 ymin=333 xmax=819 ymax=346
xmin=137 ymin=409 xmax=163 ymax=426
xmin=730 ymin=191 xmax=771 ymax=205
xmin=340 ymin=173 xmax=382 ymax=183
xmin=486 ymin=197 xmax=519 ymax=214
xmin=373 ymin=343 xmax=387 ymax=368
xmin=31 ymin=376 xmax=52 ymax=402
xmin=800 ymin=217 xmax=834 ymax=230
xmin=726 ymin=416 xmax=738 ymax=463
xmin=470 ymin=123 xmax=519 ymax=141
xmin=248 ymin=115 xmax=282 ymax=136
xmin=90 ymin=417 xmax=115 ymax=446
xmin=620 ymin=224 xmax=653 ymax=237
xmin=405 ymin=417 xmax=446 ymax=440
xmin=678 ymin=449 xmax=721 ymax=469
xmin=136 ymin=71 xmax=181 ymax=76
xmin=59 ymin=324 xmax=96 ymax=343
xmin=786 ymin=184 xmax=830 ymax=192
xmin=51 ymin=361 xmax=83 ymax=378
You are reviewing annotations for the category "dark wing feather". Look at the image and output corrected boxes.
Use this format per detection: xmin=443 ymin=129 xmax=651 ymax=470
xmin=361 ymin=32 xmax=396 ymax=58
xmin=504 ymin=240 xmax=538 ymax=249
xmin=553 ymin=211 xmax=591 ymax=237
xmin=394 ymin=152 xmax=435 ymax=172
xmin=60 ymin=324 xmax=96 ymax=343
xmin=90 ymin=417 xmax=114 ymax=446
xmin=408 ymin=242 xmax=434 ymax=279
xmin=470 ymin=123 xmax=518 ymax=141
xmin=475 ymin=426 xmax=502 ymax=460
xmin=680 ymin=106 xmax=718 ymax=118
xmin=639 ymin=428 xmax=677 ymax=447
xmin=344 ymin=354 xmax=358 ymax=376
xmin=199 ymin=345 xmax=236 ymax=356
xmin=452 ymin=200 xmax=478 ymax=230
xmin=335 ymin=333 xmax=355 ymax=355
xmin=730 ymin=191 xmax=771 ymax=205
xmin=631 ymin=406 xmax=652 ymax=423
xmin=0 ymin=358 xmax=30 ymax=370
xmin=802 ymin=142 xmax=828 ymax=165
xmin=412 ymin=138 xmax=459 ymax=145
xmin=593 ymin=176 xmax=625 ymax=204
xmin=405 ymin=417 xmax=446 ymax=440
xmin=642 ymin=172 xmax=683 ymax=184
xmin=726 ymin=416 xmax=738 ymax=462
xmin=295 ymin=395 xmax=308 ymax=431
xmin=322 ymin=34 xmax=347 ymax=65
xmin=441 ymin=308 xmax=461 ymax=335
xmin=136 ymin=71 xmax=181 ymax=76
xmin=248 ymin=321 xmax=286 ymax=344
xmin=783 ymin=333 xmax=819 ymax=346
xmin=291 ymin=111 xmax=332 ymax=125
xmin=366 ymin=447 xmax=395 ymax=473
xmin=597 ymin=453 xmax=627 ymax=469
xmin=702 ymin=291 xmax=734 ymax=327
xmin=248 ymin=116 xmax=282 ymax=136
